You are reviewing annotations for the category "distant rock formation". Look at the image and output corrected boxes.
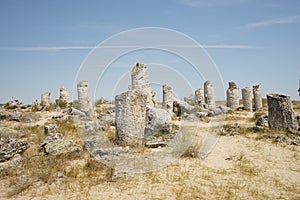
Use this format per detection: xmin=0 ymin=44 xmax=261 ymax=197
xmin=241 ymin=87 xmax=252 ymax=111
xmin=253 ymin=85 xmax=263 ymax=111
xmin=204 ymin=81 xmax=215 ymax=109
xmin=77 ymin=80 xmax=94 ymax=119
xmin=41 ymin=92 xmax=51 ymax=106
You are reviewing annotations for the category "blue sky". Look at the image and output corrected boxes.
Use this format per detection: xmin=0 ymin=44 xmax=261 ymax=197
xmin=0 ymin=0 xmax=299 ymax=103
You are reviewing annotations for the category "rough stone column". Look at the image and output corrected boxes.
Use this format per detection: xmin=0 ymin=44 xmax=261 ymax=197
xmin=41 ymin=92 xmax=51 ymax=106
xmin=195 ymin=88 xmax=205 ymax=109
xmin=241 ymin=87 xmax=252 ymax=111
xmin=162 ymin=84 xmax=174 ymax=114
xmin=253 ymin=85 xmax=263 ymax=111
xmin=131 ymin=62 xmax=153 ymax=107
xmin=204 ymin=81 xmax=215 ymax=109
xmin=226 ymin=82 xmax=239 ymax=110
xmin=77 ymin=80 xmax=94 ymax=118
xmin=115 ymin=90 xmax=147 ymax=146
xmin=59 ymin=87 xmax=70 ymax=103
xmin=267 ymin=93 xmax=298 ymax=131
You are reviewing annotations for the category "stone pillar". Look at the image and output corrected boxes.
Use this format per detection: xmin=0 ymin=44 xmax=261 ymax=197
xmin=115 ymin=90 xmax=147 ymax=146
xmin=195 ymin=88 xmax=205 ymax=109
xmin=59 ymin=87 xmax=70 ymax=103
xmin=77 ymin=80 xmax=94 ymax=118
xmin=131 ymin=62 xmax=153 ymax=107
xmin=162 ymin=84 xmax=174 ymax=114
xmin=204 ymin=81 xmax=215 ymax=109
xmin=267 ymin=93 xmax=298 ymax=131
xmin=241 ymin=87 xmax=252 ymax=111
xmin=226 ymin=82 xmax=239 ymax=110
xmin=41 ymin=92 xmax=51 ymax=106
xmin=253 ymin=85 xmax=262 ymax=111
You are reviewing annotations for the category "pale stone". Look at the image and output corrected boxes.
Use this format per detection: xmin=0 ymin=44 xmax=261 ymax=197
xmin=115 ymin=89 xmax=147 ymax=146
xmin=195 ymin=88 xmax=205 ymax=108
xmin=204 ymin=81 xmax=215 ymax=109
xmin=145 ymin=107 xmax=172 ymax=135
xmin=41 ymin=92 xmax=51 ymax=106
xmin=77 ymin=80 xmax=94 ymax=118
xmin=241 ymin=87 xmax=252 ymax=111
xmin=267 ymin=93 xmax=298 ymax=131
xmin=162 ymin=84 xmax=174 ymax=114
xmin=226 ymin=82 xmax=239 ymax=110
xmin=131 ymin=62 xmax=153 ymax=107
xmin=253 ymin=85 xmax=263 ymax=111
xmin=59 ymin=87 xmax=70 ymax=103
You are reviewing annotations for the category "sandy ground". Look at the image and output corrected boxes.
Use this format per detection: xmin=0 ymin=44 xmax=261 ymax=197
xmin=1 ymin=110 xmax=300 ymax=199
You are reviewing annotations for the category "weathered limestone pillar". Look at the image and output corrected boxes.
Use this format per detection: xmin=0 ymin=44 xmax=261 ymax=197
xmin=131 ymin=62 xmax=153 ymax=107
xmin=204 ymin=81 xmax=215 ymax=109
xmin=77 ymin=80 xmax=94 ymax=118
xmin=115 ymin=90 xmax=147 ymax=146
xmin=241 ymin=87 xmax=252 ymax=111
xmin=195 ymin=88 xmax=205 ymax=109
xmin=267 ymin=93 xmax=298 ymax=131
xmin=162 ymin=84 xmax=174 ymax=114
xmin=253 ymin=85 xmax=262 ymax=111
xmin=59 ymin=87 xmax=70 ymax=103
xmin=226 ymin=82 xmax=239 ymax=110
xmin=41 ymin=92 xmax=51 ymax=106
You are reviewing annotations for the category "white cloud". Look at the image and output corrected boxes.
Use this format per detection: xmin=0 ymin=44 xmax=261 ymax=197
xmin=182 ymin=0 xmax=247 ymax=7
xmin=241 ymin=15 xmax=300 ymax=29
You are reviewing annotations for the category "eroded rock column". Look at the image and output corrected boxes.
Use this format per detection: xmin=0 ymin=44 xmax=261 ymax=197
xmin=115 ymin=90 xmax=147 ymax=146
xmin=41 ymin=92 xmax=51 ymax=106
xmin=204 ymin=81 xmax=215 ymax=109
xmin=267 ymin=93 xmax=298 ymax=131
xmin=253 ymin=85 xmax=262 ymax=111
xmin=163 ymin=84 xmax=174 ymax=114
xmin=131 ymin=62 xmax=153 ymax=107
xmin=226 ymin=82 xmax=239 ymax=110
xmin=241 ymin=87 xmax=252 ymax=111
xmin=59 ymin=87 xmax=70 ymax=103
xmin=195 ymin=88 xmax=205 ymax=109
xmin=77 ymin=80 xmax=94 ymax=118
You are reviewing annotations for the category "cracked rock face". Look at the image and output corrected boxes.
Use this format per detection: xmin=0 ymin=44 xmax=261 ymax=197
xmin=77 ymin=80 xmax=94 ymax=119
xmin=59 ymin=87 xmax=70 ymax=103
xmin=226 ymin=82 xmax=239 ymax=110
xmin=242 ymin=87 xmax=252 ymax=111
xmin=131 ymin=62 xmax=153 ymax=107
xmin=267 ymin=93 xmax=298 ymax=131
xmin=40 ymin=133 xmax=82 ymax=155
xmin=204 ymin=81 xmax=215 ymax=109
xmin=115 ymin=89 xmax=147 ymax=147
xmin=145 ymin=107 xmax=172 ymax=135
xmin=253 ymin=85 xmax=263 ymax=111
xmin=195 ymin=88 xmax=205 ymax=109
xmin=0 ymin=137 xmax=29 ymax=162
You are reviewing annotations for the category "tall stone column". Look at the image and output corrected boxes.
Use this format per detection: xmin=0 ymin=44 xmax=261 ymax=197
xmin=162 ymin=84 xmax=174 ymax=114
xmin=41 ymin=92 xmax=51 ymax=106
xmin=195 ymin=88 xmax=205 ymax=109
xmin=77 ymin=80 xmax=94 ymax=119
xmin=204 ymin=81 xmax=215 ymax=109
xmin=131 ymin=62 xmax=153 ymax=107
xmin=226 ymin=82 xmax=239 ymax=110
xmin=59 ymin=87 xmax=70 ymax=103
xmin=267 ymin=93 xmax=298 ymax=131
xmin=115 ymin=90 xmax=147 ymax=146
xmin=253 ymin=85 xmax=262 ymax=111
xmin=241 ymin=87 xmax=252 ymax=111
